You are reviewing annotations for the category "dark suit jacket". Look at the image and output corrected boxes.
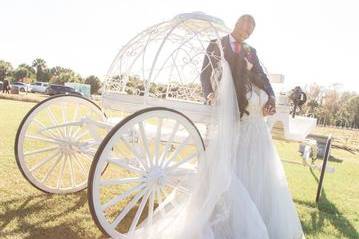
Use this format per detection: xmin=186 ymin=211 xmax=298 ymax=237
xmin=200 ymin=35 xmax=275 ymax=102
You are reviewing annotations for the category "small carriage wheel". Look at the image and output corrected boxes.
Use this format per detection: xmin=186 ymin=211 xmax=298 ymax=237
xmin=315 ymin=135 xmax=332 ymax=203
xmin=15 ymin=94 xmax=106 ymax=194
xmin=88 ymin=107 xmax=205 ymax=239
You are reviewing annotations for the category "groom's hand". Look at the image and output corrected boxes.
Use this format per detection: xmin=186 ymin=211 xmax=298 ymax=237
xmin=263 ymin=96 xmax=276 ymax=116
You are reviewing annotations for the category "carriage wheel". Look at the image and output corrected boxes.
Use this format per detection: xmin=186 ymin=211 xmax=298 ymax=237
xmin=15 ymin=94 xmax=106 ymax=194
xmin=88 ymin=107 xmax=205 ymax=239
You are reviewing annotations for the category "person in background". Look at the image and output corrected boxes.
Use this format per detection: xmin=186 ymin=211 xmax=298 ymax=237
xmin=2 ymin=79 xmax=10 ymax=93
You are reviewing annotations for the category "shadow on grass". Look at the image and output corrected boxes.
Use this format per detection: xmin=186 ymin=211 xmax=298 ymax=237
xmin=332 ymin=144 xmax=358 ymax=155
xmin=328 ymin=155 xmax=343 ymax=163
xmin=0 ymin=190 xmax=104 ymax=239
xmin=294 ymin=168 xmax=358 ymax=238
xmin=316 ymin=155 xmax=343 ymax=163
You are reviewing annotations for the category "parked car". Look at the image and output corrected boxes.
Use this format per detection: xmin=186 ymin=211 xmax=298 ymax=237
xmin=31 ymin=82 xmax=49 ymax=93
xmin=11 ymin=82 xmax=31 ymax=92
xmin=45 ymin=84 xmax=83 ymax=96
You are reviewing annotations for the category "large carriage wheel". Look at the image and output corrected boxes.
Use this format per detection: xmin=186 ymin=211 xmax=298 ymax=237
xmin=88 ymin=107 xmax=205 ymax=239
xmin=15 ymin=94 xmax=106 ymax=194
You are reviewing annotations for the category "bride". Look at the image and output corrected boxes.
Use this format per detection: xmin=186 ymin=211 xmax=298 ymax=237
xmin=136 ymin=15 xmax=304 ymax=239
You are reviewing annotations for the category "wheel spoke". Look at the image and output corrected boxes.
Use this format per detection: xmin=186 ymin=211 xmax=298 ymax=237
xmin=24 ymin=146 xmax=59 ymax=157
xmin=120 ymin=136 xmax=149 ymax=171
xmin=102 ymin=183 xmax=146 ymax=211
xmin=72 ymin=153 xmax=88 ymax=177
xmin=160 ymin=188 xmax=181 ymax=207
xmin=33 ymin=119 xmax=60 ymax=139
xmin=153 ymin=188 xmax=170 ymax=219
xmin=80 ymin=152 xmax=94 ymax=162
xmin=47 ymin=107 xmax=65 ymax=138
xmin=128 ymin=189 xmax=151 ymax=235
xmin=107 ymin=158 xmax=144 ymax=174
xmin=100 ymin=177 xmax=143 ymax=187
xmin=163 ymin=135 xmax=191 ymax=168
xmin=146 ymin=190 xmax=155 ymax=231
xmin=166 ymin=152 xmax=197 ymax=170
xmin=138 ymin=122 xmax=152 ymax=167
xmin=68 ymin=103 xmax=80 ymax=136
xmin=57 ymin=154 xmax=67 ymax=189
xmin=61 ymin=102 xmax=68 ymax=137
xmin=71 ymin=126 xmax=83 ymax=139
xmin=33 ymin=119 xmax=47 ymax=129
xmin=25 ymin=134 xmax=57 ymax=144
xmin=73 ymin=103 xmax=80 ymax=121
xmin=111 ymin=189 xmax=147 ymax=228
xmin=69 ymin=154 xmax=75 ymax=188
xmin=159 ymin=121 xmax=179 ymax=167
xmin=154 ymin=118 xmax=163 ymax=166
xmin=30 ymin=150 xmax=59 ymax=172
xmin=75 ymin=130 xmax=90 ymax=141
xmin=41 ymin=153 xmax=63 ymax=183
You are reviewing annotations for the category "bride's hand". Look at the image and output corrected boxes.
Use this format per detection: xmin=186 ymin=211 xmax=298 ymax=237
xmin=244 ymin=58 xmax=253 ymax=71
xmin=263 ymin=96 xmax=276 ymax=116
xmin=206 ymin=92 xmax=215 ymax=105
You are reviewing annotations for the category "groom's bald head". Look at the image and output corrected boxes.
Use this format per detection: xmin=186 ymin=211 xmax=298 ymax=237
xmin=232 ymin=14 xmax=256 ymax=42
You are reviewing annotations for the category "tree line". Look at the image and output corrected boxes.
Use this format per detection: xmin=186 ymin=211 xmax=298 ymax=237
xmin=1 ymin=58 xmax=358 ymax=128
xmin=301 ymin=84 xmax=359 ymax=129
xmin=0 ymin=58 xmax=101 ymax=94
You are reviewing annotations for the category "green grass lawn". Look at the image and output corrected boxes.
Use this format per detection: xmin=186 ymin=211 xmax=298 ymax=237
xmin=0 ymin=99 xmax=358 ymax=239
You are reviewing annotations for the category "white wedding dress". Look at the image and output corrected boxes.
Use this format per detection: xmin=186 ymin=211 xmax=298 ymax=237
xmin=135 ymin=59 xmax=304 ymax=239
xmin=233 ymin=88 xmax=304 ymax=239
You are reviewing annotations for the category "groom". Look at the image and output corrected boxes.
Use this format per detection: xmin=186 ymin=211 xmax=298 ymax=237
xmin=200 ymin=14 xmax=276 ymax=115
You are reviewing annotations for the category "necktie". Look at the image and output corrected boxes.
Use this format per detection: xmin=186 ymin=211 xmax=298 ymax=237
xmin=234 ymin=42 xmax=241 ymax=54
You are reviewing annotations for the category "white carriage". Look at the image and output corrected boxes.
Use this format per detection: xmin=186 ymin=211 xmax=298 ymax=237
xmin=14 ymin=12 xmax=316 ymax=238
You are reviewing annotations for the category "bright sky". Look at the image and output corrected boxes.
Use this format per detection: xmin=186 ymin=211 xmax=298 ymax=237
xmin=1 ymin=0 xmax=358 ymax=92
